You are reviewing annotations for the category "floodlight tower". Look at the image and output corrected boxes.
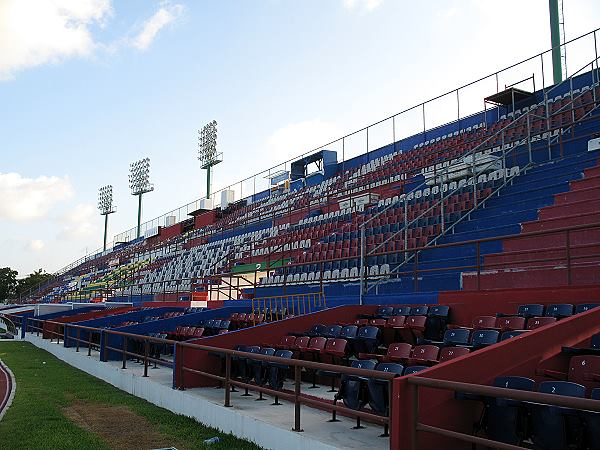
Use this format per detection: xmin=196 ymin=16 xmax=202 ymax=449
xmin=197 ymin=120 xmax=222 ymax=199
xmin=98 ymin=185 xmax=116 ymax=251
xmin=128 ymin=158 xmax=154 ymax=238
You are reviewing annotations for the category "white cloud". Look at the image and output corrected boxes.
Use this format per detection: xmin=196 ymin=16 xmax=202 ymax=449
xmin=0 ymin=0 xmax=112 ymax=80
xmin=0 ymin=173 xmax=73 ymax=221
xmin=58 ymin=203 xmax=98 ymax=241
xmin=131 ymin=2 xmax=184 ymax=51
xmin=26 ymin=239 xmax=45 ymax=252
xmin=266 ymin=119 xmax=343 ymax=161
xmin=343 ymin=0 xmax=383 ymax=12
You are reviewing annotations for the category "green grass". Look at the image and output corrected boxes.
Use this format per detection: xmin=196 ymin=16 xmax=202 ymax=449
xmin=0 ymin=342 xmax=262 ymax=450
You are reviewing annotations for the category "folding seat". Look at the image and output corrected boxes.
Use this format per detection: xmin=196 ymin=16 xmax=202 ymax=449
xmin=332 ymin=359 xmax=377 ymax=427
xmin=545 ymin=303 xmax=574 ymax=319
xmin=249 ymin=347 xmax=276 ymax=396
xmin=495 ymin=316 xmax=526 ymax=332
xmin=301 ymin=337 xmax=327 ymax=362
xmin=529 ymin=381 xmax=586 ymax=450
xmin=237 ymin=346 xmax=261 ymax=392
xmin=527 ymin=316 xmax=557 ymax=330
xmin=575 ymin=303 xmax=599 ymax=314
xmin=500 ymin=330 xmax=526 ymax=341
xmin=393 ymin=306 xmax=412 ymax=316
xmin=403 ymin=365 xmax=428 ymax=375
xmin=267 ymin=349 xmax=293 ymax=394
xmin=468 ymin=329 xmax=499 ymax=350
xmin=516 ymin=304 xmax=545 ymax=319
xmin=366 ymin=363 xmax=404 ymax=436
xmin=348 ymin=326 xmax=380 ymax=356
xmin=322 ymin=325 xmax=342 ymax=339
xmin=410 ymin=306 xmax=429 ymax=316
xmin=396 ymin=315 xmax=427 ymax=344
xmin=423 ymin=305 xmax=450 ymax=340
xmin=385 ymin=316 xmax=406 ymax=328
xmin=438 ymin=346 xmax=470 ymax=363
xmin=406 ymin=345 xmax=440 ymax=366
xmin=289 ymin=336 xmax=310 ymax=356
xmin=271 ymin=335 xmax=296 ymax=350
xmin=302 ymin=323 xmax=327 ymax=337
xmin=583 ymin=388 xmax=600 ymax=449
xmin=430 ymin=328 xmax=471 ymax=347
xmin=463 ymin=376 xmax=535 ymax=446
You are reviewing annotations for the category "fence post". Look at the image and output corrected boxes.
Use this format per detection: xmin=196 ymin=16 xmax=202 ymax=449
xmin=224 ymin=353 xmax=232 ymax=407
xmin=122 ymin=337 xmax=128 ymax=369
xmin=143 ymin=340 xmax=149 ymax=377
xmin=76 ymin=328 xmax=80 ymax=352
xmin=293 ymin=365 xmax=303 ymax=432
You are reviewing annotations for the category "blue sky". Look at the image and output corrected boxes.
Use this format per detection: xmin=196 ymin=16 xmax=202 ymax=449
xmin=1 ymin=0 xmax=600 ymax=276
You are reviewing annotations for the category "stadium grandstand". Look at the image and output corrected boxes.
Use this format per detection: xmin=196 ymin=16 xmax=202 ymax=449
xmin=3 ymin=4 xmax=600 ymax=450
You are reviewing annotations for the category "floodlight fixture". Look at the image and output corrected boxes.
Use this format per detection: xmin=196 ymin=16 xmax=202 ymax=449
xmin=98 ymin=185 xmax=116 ymax=251
xmin=197 ymin=120 xmax=222 ymax=199
xmin=128 ymin=157 xmax=154 ymax=239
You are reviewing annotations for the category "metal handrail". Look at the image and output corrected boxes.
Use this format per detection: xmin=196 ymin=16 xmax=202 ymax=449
xmin=407 ymin=376 xmax=600 ymax=450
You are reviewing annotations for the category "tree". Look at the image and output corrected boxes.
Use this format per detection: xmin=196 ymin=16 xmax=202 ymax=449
xmin=17 ymin=269 xmax=53 ymax=299
xmin=0 ymin=267 xmax=18 ymax=301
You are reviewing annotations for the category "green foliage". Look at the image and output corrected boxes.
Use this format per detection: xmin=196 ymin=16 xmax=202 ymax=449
xmin=0 ymin=267 xmax=18 ymax=301
xmin=16 ymin=268 xmax=53 ymax=298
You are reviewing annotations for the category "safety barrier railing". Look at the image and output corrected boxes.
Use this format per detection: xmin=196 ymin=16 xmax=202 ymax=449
xmin=23 ymin=318 xmax=398 ymax=444
xmin=360 ymin=57 xmax=600 ymax=297
xmin=406 ymin=376 xmax=600 ymax=450
xmin=251 ymin=291 xmax=326 ymax=322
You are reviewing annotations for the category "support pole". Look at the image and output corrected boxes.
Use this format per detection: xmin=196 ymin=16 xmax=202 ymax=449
xmin=136 ymin=193 xmax=143 ymax=239
xmin=103 ymin=213 xmax=109 ymax=251
xmin=206 ymin=165 xmax=212 ymax=199
xmin=549 ymin=0 xmax=563 ymax=84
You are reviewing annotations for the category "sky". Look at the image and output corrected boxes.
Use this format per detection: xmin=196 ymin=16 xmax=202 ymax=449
xmin=1 ymin=0 xmax=600 ymax=277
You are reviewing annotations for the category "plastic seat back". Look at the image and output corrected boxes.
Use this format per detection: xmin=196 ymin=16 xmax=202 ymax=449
xmin=307 ymin=337 xmax=327 ymax=351
xmin=443 ymin=328 xmax=470 ymax=346
xmin=495 ymin=316 xmax=526 ymax=331
xmin=403 ymin=366 xmax=428 ymax=375
xmin=527 ymin=316 xmax=556 ymax=330
xmin=531 ymin=381 xmax=586 ymax=450
xmin=337 ymin=360 xmax=376 ymax=410
xmin=294 ymin=336 xmax=310 ymax=349
xmin=483 ymin=377 xmax=535 ymax=445
xmin=393 ymin=306 xmax=411 ymax=316
xmin=323 ymin=325 xmax=342 ymax=338
xmin=268 ymin=350 xmax=293 ymax=390
xmin=438 ymin=346 xmax=470 ymax=363
xmin=375 ymin=306 xmax=394 ymax=318
xmin=307 ymin=324 xmax=327 ymax=337
xmin=410 ymin=345 xmax=439 ymax=362
xmin=387 ymin=343 xmax=412 ymax=361
xmin=568 ymin=355 xmax=600 ymax=390
xmin=339 ymin=325 xmax=358 ymax=339
xmin=473 ymin=316 xmax=496 ymax=329
xmin=500 ymin=330 xmax=525 ymax=341
xmin=575 ymin=303 xmax=599 ymax=314
xmin=470 ymin=330 xmax=499 ymax=348
xmin=387 ymin=316 xmax=406 ymax=327
xmin=545 ymin=303 xmax=574 ymax=319
xmin=410 ymin=306 xmax=429 ymax=316
xmin=367 ymin=363 xmax=403 ymax=415
xmin=517 ymin=304 xmax=544 ymax=318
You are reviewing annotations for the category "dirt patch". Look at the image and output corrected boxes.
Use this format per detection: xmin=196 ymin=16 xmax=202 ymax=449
xmin=63 ymin=400 xmax=185 ymax=450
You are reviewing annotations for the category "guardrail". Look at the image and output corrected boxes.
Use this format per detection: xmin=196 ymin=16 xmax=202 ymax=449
xmin=21 ymin=317 xmax=398 ymax=443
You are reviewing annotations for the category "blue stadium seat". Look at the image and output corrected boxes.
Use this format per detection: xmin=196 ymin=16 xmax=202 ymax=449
xmin=545 ymin=303 xmax=574 ymax=319
xmin=332 ymin=359 xmax=376 ymax=428
xmin=366 ymin=362 xmax=404 ymax=436
xmin=530 ymin=381 xmax=586 ymax=450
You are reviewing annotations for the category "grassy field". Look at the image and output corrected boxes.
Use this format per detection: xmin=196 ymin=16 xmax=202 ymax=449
xmin=0 ymin=342 xmax=262 ymax=450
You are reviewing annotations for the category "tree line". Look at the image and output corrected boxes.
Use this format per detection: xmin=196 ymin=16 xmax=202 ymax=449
xmin=0 ymin=267 xmax=53 ymax=302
